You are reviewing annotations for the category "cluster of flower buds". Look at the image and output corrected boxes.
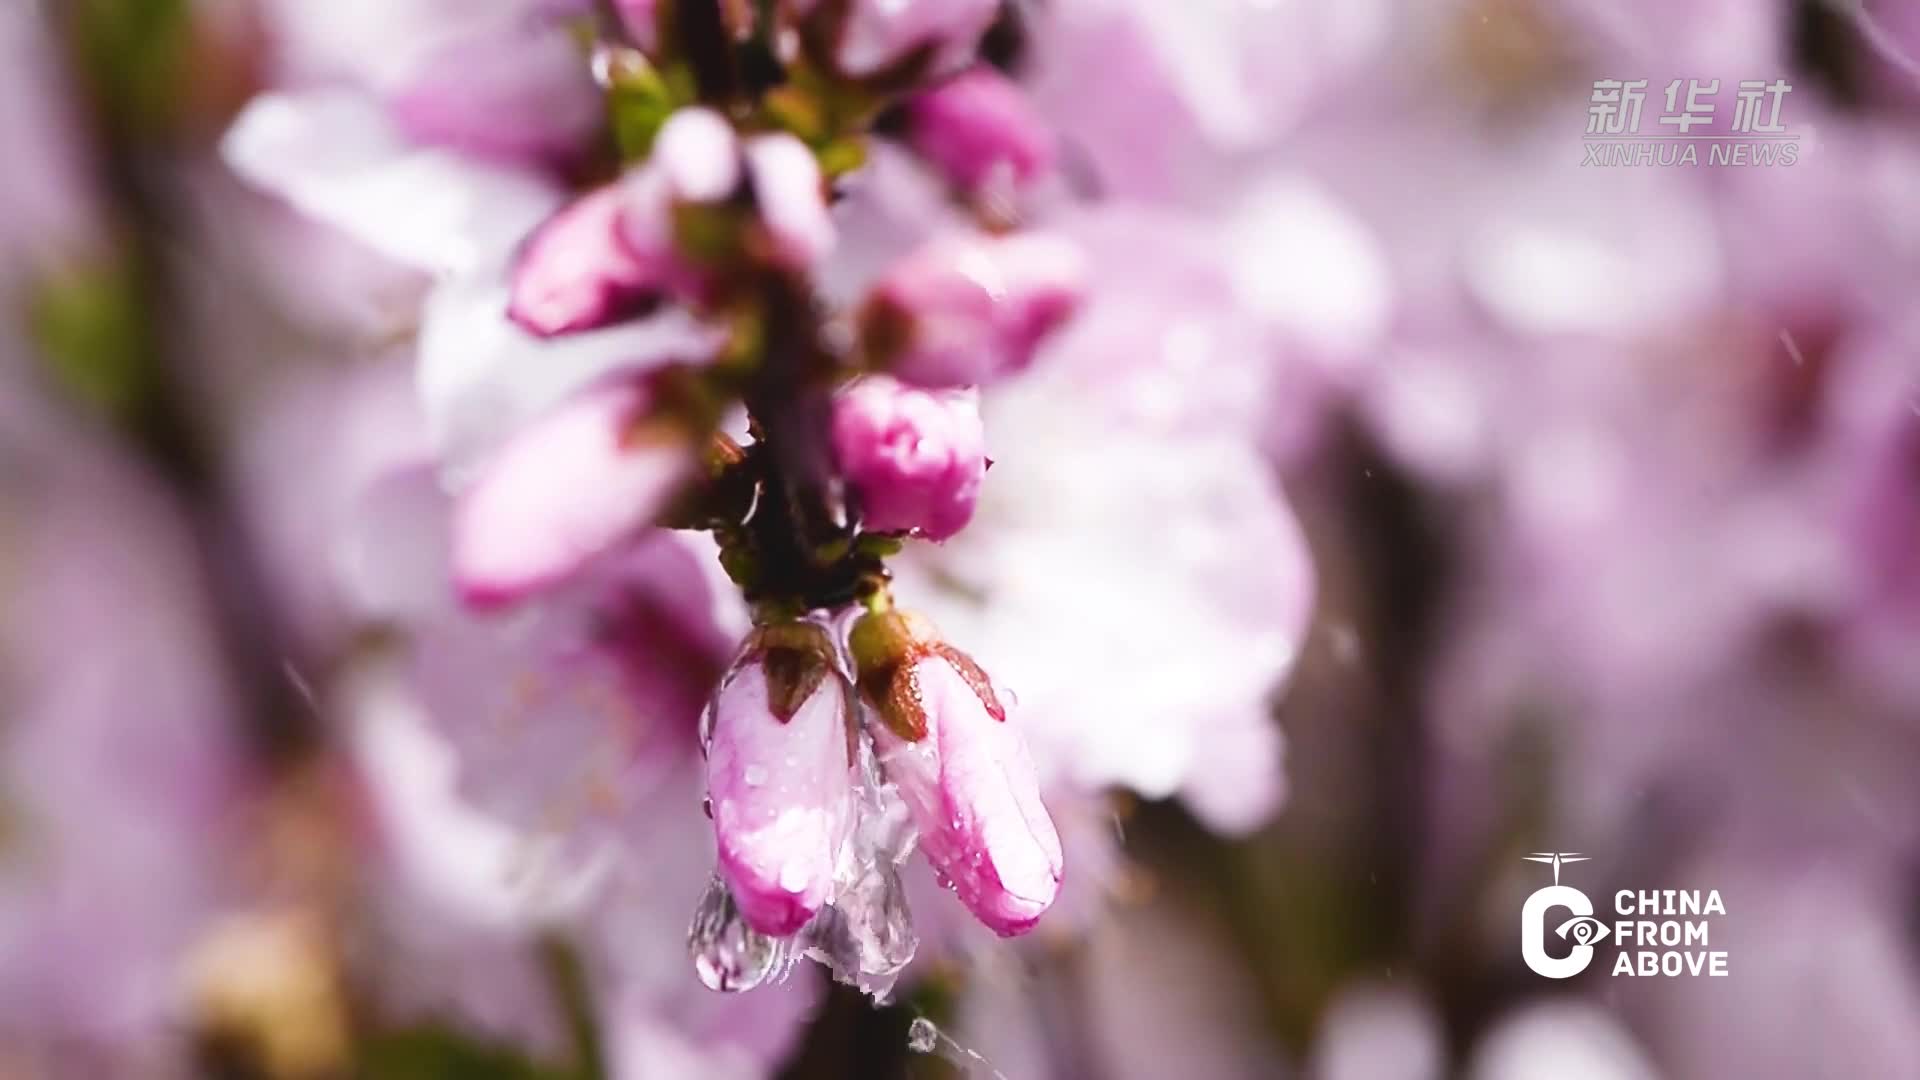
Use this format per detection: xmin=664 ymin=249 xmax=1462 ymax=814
xmin=690 ymin=604 xmax=1061 ymax=995
xmin=507 ymin=105 xmax=833 ymax=337
xmin=429 ymin=0 xmax=1087 ymax=994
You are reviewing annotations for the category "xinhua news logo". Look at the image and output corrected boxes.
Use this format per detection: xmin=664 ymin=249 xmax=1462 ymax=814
xmin=1582 ymin=78 xmax=1799 ymax=168
xmin=1519 ymin=853 xmax=1731 ymax=979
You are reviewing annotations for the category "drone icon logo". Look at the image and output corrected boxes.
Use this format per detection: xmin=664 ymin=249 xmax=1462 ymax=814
xmin=1521 ymin=853 xmax=1611 ymax=978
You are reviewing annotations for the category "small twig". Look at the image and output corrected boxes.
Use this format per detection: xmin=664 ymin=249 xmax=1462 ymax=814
xmin=677 ymin=0 xmax=742 ymax=103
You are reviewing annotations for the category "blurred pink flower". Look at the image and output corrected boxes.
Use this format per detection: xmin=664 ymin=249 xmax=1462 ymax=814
xmin=889 ymin=207 xmax=1317 ymax=836
xmin=0 ymin=384 xmax=246 ymax=1063
xmin=451 ymin=374 xmax=696 ymax=608
xmin=222 ymin=87 xmax=726 ymax=476
xmin=260 ymin=0 xmax=602 ymax=168
xmin=904 ymin=66 xmax=1056 ymax=197
xmin=0 ymin=4 xmax=105 ymax=282
xmin=864 ymin=230 xmax=1086 ymax=388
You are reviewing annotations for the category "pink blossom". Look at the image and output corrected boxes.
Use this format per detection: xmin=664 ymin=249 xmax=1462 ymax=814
xmin=864 ymin=231 xmax=1086 ymax=388
xmin=852 ymin=612 xmax=1062 ymax=936
xmin=222 ymin=89 xmax=564 ymax=276
xmin=507 ymin=108 xmax=757 ymax=337
xmin=259 ymin=0 xmax=602 ymax=170
xmin=374 ymin=507 xmax=821 ymax=1060
xmin=507 ymin=112 xmax=833 ymax=336
xmin=905 ymin=67 xmax=1055 ymax=195
xmin=704 ymin=623 xmax=857 ymax=936
xmin=451 ymin=376 xmax=694 ymax=608
xmin=788 ymin=0 xmax=999 ymax=79
xmin=386 ymin=16 xmax=603 ymax=168
xmin=654 ymin=107 xmax=743 ymax=203
xmin=0 ymin=3 xmax=104 ymax=280
xmin=409 ymin=527 xmax=743 ymax=876
xmin=831 ymin=375 xmax=986 ymax=540
xmin=508 ymin=184 xmax=672 ymax=337
xmin=641 ymin=113 xmax=835 ymax=276
xmin=886 ymin=207 xmax=1316 ymax=835
xmin=743 ymin=134 xmax=836 ymax=272
xmin=0 ymin=389 xmax=245 ymax=1059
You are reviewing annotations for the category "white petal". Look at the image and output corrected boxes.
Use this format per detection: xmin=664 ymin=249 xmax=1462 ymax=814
xmin=1227 ymin=177 xmax=1391 ymax=359
xmin=450 ymin=378 xmax=691 ymax=605
xmin=417 ymin=270 xmax=726 ymax=476
xmin=222 ymin=89 xmax=562 ymax=275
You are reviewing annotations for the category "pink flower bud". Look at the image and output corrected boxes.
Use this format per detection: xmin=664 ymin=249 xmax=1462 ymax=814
xmin=850 ymin=611 xmax=1062 ymax=936
xmin=451 ymin=377 xmax=693 ymax=608
xmin=654 ymin=107 xmax=742 ymax=203
xmin=788 ymin=0 xmax=999 ymax=79
xmin=831 ymin=376 xmax=985 ymax=540
xmin=626 ymin=114 xmax=833 ymax=284
xmin=743 ymin=133 xmax=835 ymax=272
xmin=863 ymin=231 xmax=1086 ymax=388
xmin=905 ymin=67 xmax=1054 ymax=195
xmin=507 ymin=184 xmax=670 ymax=337
xmin=508 ymin=109 xmax=832 ymax=336
xmin=705 ymin=623 xmax=856 ymax=936
xmin=611 ymin=109 xmax=740 ymax=301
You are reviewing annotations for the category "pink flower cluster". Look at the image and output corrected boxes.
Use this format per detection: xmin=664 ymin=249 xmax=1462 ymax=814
xmin=270 ymin=0 xmax=1099 ymax=992
xmin=508 ymin=107 xmax=834 ymax=337
xmin=209 ymin=0 xmax=1311 ymax=1060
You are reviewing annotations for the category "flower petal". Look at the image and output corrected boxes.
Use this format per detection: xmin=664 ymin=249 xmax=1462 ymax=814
xmin=707 ymin=646 xmax=855 ymax=936
xmin=222 ymin=89 xmax=562 ymax=275
xmin=450 ymin=378 xmax=693 ymax=607
xmin=417 ymin=270 xmax=724 ymax=476
xmin=871 ymin=656 xmax=1062 ymax=936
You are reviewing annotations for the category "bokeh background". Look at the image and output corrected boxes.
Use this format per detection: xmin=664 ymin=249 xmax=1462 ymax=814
xmin=3 ymin=0 xmax=1919 ymax=1077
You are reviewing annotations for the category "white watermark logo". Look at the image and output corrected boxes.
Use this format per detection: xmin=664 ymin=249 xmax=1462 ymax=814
xmin=1520 ymin=853 xmax=1606 ymax=978
xmin=1519 ymin=853 xmax=1730 ymax=979
xmin=1583 ymin=78 xmax=1798 ymax=167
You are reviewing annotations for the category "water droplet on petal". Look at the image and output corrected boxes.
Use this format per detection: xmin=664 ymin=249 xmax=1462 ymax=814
xmin=907 ymin=1017 xmax=939 ymax=1054
xmin=804 ymin=863 xmax=916 ymax=998
xmin=744 ymin=764 xmax=768 ymax=787
xmin=699 ymin=699 xmax=718 ymax=749
xmin=701 ymin=797 xmax=713 ymax=819
xmin=688 ymin=877 xmax=787 ymax=992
